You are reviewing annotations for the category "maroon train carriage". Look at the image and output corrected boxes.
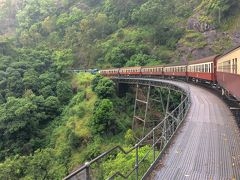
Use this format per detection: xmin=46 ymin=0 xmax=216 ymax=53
xmin=163 ymin=63 xmax=187 ymax=78
xmin=100 ymin=68 xmax=119 ymax=76
xmin=216 ymin=45 xmax=240 ymax=101
xmin=141 ymin=65 xmax=164 ymax=76
xmin=188 ymin=55 xmax=218 ymax=82
xmin=119 ymin=66 xmax=142 ymax=76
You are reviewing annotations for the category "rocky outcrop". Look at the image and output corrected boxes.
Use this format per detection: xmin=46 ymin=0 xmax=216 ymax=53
xmin=187 ymin=17 xmax=215 ymax=32
xmin=175 ymin=9 xmax=240 ymax=62
xmin=232 ymin=32 xmax=240 ymax=46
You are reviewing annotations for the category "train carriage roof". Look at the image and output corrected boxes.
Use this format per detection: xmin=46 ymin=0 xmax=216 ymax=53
xmin=119 ymin=66 xmax=142 ymax=69
xmin=101 ymin=68 xmax=119 ymax=71
xmin=164 ymin=62 xmax=187 ymax=68
xmin=188 ymin=55 xmax=218 ymax=65
xmin=141 ymin=65 xmax=164 ymax=68
xmin=218 ymin=44 xmax=240 ymax=58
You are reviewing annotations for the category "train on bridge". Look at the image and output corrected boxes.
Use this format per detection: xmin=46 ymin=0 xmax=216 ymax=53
xmin=100 ymin=45 xmax=240 ymax=101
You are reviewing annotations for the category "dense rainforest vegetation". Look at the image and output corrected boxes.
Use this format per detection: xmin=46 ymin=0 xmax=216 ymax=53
xmin=0 ymin=0 xmax=239 ymax=178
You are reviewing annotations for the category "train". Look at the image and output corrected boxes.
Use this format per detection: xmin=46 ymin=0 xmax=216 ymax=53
xmin=100 ymin=45 xmax=240 ymax=101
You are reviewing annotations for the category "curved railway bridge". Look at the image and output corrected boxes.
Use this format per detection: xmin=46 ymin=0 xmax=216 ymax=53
xmin=65 ymin=77 xmax=240 ymax=180
xmin=143 ymin=78 xmax=240 ymax=180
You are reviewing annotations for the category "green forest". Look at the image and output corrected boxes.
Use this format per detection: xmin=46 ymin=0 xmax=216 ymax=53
xmin=0 ymin=0 xmax=239 ymax=179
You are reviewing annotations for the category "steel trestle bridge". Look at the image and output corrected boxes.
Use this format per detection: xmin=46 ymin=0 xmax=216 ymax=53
xmin=64 ymin=77 xmax=240 ymax=180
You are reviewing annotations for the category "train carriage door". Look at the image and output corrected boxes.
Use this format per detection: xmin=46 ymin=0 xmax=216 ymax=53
xmin=210 ymin=62 xmax=213 ymax=80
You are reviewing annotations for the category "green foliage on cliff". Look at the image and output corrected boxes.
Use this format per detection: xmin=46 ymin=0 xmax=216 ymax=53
xmin=0 ymin=0 xmax=240 ymax=179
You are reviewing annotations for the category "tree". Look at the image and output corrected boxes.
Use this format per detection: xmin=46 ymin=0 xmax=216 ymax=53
xmin=23 ymin=69 xmax=39 ymax=93
xmin=44 ymin=96 xmax=61 ymax=119
xmin=0 ymin=96 xmax=40 ymax=156
xmin=90 ymin=99 xmax=117 ymax=135
xmin=52 ymin=49 xmax=74 ymax=72
xmin=0 ymin=93 xmax=4 ymax=104
xmin=0 ymin=155 xmax=28 ymax=180
xmin=6 ymin=69 xmax=24 ymax=97
xmin=92 ymin=74 xmax=104 ymax=92
xmin=56 ymin=81 xmax=73 ymax=104
xmin=95 ymin=78 xmax=115 ymax=99
xmin=0 ymin=97 xmax=38 ymax=135
xmin=26 ymin=148 xmax=66 ymax=179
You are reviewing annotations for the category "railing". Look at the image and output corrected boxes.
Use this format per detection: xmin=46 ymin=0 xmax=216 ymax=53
xmin=64 ymin=79 xmax=191 ymax=180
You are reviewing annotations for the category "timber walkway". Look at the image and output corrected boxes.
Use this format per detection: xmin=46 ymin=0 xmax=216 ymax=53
xmin=147 ymin=79 xmax=240 ymax=180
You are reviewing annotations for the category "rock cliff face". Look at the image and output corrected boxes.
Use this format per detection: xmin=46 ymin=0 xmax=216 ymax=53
xmin=187 ymin=16 xmax=215 ymax=32
xmin=176 ymin=12 xmax=240 ymax=62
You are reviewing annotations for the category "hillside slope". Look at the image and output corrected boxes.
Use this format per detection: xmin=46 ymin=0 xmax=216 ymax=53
xmin=0 ymin=0 xmax=240 ymax=67
xmin=0 ymin=0 xmax=240 ymax=178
